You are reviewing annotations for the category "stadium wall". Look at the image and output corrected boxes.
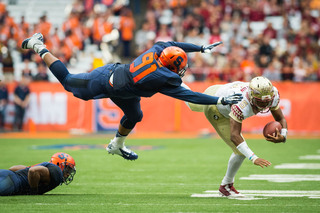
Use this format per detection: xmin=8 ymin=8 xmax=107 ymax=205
xmin=4 ymin=82 xmax=320 ymax=134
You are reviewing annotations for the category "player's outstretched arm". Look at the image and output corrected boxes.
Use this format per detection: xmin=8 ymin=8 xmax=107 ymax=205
xmin=230 ymin=118 xmax=271 ymax=167
xmin=162 ymin=41 xmax=222 ymax=53
xmin=180 ymin=83 xmax=204 ymax=112
xmin=201 ymin=41 xmax=223 ymax=53
xmin=160 ymin=85 xmax=242 ymax=106
xmin=253 ymin=158 xmax=272 ymax=168
xmin=9 ymin=165 xmax=27 ymax=172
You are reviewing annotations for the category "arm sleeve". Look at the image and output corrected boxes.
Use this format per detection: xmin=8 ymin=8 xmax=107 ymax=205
xmin=159 ymin=85 xmax=219 ymax=104
xmin=155 ymin=41 xmax=202 ymax=53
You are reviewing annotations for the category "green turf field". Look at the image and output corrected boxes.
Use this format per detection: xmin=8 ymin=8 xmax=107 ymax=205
xmin=0 ymin=137 xmax=320 ymax=212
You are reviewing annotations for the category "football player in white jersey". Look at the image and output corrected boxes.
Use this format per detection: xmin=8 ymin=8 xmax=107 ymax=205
xmin=183 ymin=76 xmax=287 ymax=197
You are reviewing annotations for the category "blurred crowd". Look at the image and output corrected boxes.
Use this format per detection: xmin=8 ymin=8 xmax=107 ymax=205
xmin=142 ymin=0 xmax=320 ymax=82
xmin=0 ymin=0 xmax=320 ymax=85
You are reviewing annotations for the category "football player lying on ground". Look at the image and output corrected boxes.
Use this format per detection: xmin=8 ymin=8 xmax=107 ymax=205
xmin=0 ymin=152 xmax=76 ymax=196
xmin=183 ymin=76 xmax=287 ymax=197
xmin=21 ymin=33 xmax=243 ymax=161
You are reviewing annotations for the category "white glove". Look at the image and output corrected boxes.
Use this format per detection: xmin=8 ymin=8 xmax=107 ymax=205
xmin=201 ymin=41 xmax=223 ymax=53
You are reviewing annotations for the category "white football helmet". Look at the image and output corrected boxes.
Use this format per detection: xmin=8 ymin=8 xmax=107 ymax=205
xmin=248 ymin=76 xmax=275 ymax=111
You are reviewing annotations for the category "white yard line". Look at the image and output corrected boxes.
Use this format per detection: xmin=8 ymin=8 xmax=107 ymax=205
xmin=206 ymin=190 xmax=320 ymax=194
xmin=299 ymin=155 xmax=320 ymax=160
xmin=240 ymin=174 xmax=320 ymax=182
xmin=274 ymin=163 xmax=320 ymax=169
xmin=191 ymin=190 xmax=320 ymax=200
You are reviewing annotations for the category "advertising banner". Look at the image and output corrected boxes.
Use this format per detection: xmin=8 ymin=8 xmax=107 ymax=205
xmin=3 ymin=81 xmax=320 ymax=134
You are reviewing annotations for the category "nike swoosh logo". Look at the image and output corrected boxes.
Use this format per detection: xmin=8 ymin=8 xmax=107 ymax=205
xmin=120 ymin=148 xmax=132 ymax=158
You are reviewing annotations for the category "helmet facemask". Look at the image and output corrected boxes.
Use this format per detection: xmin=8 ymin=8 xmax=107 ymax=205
xmin=178 ymin=63 xmax=188 ymax=77
xmin=250 ymin=92 xmax=274 ymax=111
xmin=60 ymin=162 xmax=76 ymax=185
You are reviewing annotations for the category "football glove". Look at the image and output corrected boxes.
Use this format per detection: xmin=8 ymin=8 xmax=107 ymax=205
xmin=201 ymin=41 xmax=223 ymax=53
xmin=218 ymin=93 xmax=243 ymax=105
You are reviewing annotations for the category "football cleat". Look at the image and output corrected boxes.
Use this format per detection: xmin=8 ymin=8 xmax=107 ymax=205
xmin=21 ymin=33 xmax=46 ymax=53
xmin=106 ymin=140 xmax=138 ymax=160
xmin=219 ymin=183 xmax=244 ymax=197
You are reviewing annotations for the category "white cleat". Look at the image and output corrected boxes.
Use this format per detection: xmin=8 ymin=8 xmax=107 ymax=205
xmin=21 ymin=33 xmax=46 ymax=53
xmin=106 ymin=140 xmax=138 ymax=160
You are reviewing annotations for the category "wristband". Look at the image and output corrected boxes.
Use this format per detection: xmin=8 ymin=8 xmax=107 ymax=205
xmin=281 ymin=128 xmax=287 ymax=142
xmin=236 ymin=141 xmax=258 ymax=163
xmin=217 ymin=97 xmax=222 ymax=104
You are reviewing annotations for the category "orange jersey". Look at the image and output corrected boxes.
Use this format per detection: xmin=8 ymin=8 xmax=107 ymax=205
xmin=38 ymin=21 xmax=52 ymax=37
xmin=119 ymin=16 xmax=135 ymax=41
xmin=63 ymin=17 xmax=79 ymax=31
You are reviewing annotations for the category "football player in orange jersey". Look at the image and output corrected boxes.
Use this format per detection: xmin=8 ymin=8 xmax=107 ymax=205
xmin=22 ymin=33 xmax=243 ymax=161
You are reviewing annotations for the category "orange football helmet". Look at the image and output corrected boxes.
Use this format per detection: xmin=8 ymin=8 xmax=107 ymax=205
xmin=50 ymin=152 xmax=76 ymax=185
xmin=159 ymin=46 xmax=188 ymax=77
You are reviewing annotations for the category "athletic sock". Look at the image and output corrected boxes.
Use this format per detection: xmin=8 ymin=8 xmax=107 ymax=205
xmin=113 ymin=131 xmax=127 ymax=146
xmin=33 ymin=43 xmax=48 ymax=57
xmin=39 ymin=48 xmax=49 ymax=59
xmin=221 ymin=153 xmax=245 ymax=185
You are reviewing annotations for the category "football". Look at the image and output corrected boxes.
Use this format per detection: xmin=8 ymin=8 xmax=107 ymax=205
xmin=263 ymin=121 xmax=282 ymax=138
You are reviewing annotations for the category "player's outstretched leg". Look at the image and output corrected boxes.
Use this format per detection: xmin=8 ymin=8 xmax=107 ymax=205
xmin=22 ymin=33 xmax=69 ymax=85
xmin=219 ymin=153 xmax=245 ymax=197
xmin=106 ymin=100 xmax=141 ymax=161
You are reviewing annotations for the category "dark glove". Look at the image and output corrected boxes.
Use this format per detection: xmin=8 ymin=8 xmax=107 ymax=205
xmin=219 ymin=93 xmax=243 ymax=105
xmin=201 ymin=41 xmax=223 ymax=53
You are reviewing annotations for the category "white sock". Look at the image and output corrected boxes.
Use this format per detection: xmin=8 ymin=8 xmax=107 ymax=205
xmin=112 ymin=136 xmax=126 ymax=147
xmin=221 ymin=153 xmax=245 ymax=185
xmin=34 ymin=44 xmax=47 ymax=54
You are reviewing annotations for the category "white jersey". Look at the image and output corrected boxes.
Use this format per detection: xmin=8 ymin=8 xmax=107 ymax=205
xmin=214 ymin=81 xmax=280 ymax=123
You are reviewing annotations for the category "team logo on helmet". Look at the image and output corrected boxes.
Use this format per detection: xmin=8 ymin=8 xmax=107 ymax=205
xmin=248 ymin=76 xmax=275 ymax=112
xmin=50 ymin=152 xmax=76 ymax=185
xmin=159 ymin=46 xmax=188 ymax=77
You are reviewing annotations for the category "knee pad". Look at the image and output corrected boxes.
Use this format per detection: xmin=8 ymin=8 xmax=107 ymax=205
xmin=135 ymin=111 xmax=143 ymax=123
xmin=120 ymin=112 xmax=143 ymax=129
